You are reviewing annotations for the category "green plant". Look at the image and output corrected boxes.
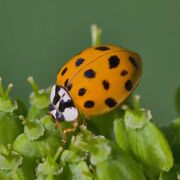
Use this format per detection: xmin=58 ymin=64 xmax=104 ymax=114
xmin=0 ymin=25 xmax=179 ymax=180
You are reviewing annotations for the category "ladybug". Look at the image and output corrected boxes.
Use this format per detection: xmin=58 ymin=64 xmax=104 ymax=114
xmin=49 ymin=45 xmax=142 ymax=125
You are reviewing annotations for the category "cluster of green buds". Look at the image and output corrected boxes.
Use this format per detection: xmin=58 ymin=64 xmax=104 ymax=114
xmin=114 ymin=95 xmax=174 ymax=179
xmin=0 ymin=77 xmax=62 ymax=179
xmin=0 ymin=75 xmax=180 ymax=179
xmin=0 ymin=78 xmax=23 ymax=145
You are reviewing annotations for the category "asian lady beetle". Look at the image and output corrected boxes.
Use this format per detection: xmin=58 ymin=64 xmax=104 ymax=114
xmin=49 ymin=44 xmax=142 ymax=127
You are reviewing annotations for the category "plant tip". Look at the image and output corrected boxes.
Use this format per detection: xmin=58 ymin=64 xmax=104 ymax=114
xmin=19 ymin=115 xmax=27 ymax=125
xmin=134 ymin=94 xmax=141 ymax=101
xmin=122 ymin=104 xmax=128 ymax=110
xmin=8 ymin=83 xmax=13 ymax=88
xmin=147 ymin=110 xmax=153 ymax=120
xmin=80 ymin=124 xmax=87 ymax=130
xmin=3 ymin=82 xmax=13 ymax=97
xmin=38 ymin=89 xmax=44 ymax=94
xmin=27 ymin=76 xmax=39 ymax=94
xmin=19 ymin=115 xmax=24 ymax=120
xmin=27 ymin=76 xmax=34 ymax=83
xmin=134 ymin=94 xmax=141 ymax=111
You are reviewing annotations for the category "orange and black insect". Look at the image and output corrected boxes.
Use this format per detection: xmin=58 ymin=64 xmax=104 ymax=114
xmin=49 ymin=44 xmax=142 ymax=124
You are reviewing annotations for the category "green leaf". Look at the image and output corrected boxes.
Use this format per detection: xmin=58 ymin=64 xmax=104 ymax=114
xmin=113 ymin=118 xmax=130 ymax=153
xmin=69 ymin=161 xmax=93 ymax=180
xmin=71 ymin=126 xmax=111 ymax=165
xmin=29 ymin=91 xmax=49 ymax=109
xmin=36 ymin=157 xmax=62 ymax=176
xmin=61 ymin=150 xmax=85 ymax=165
xmin=27 ymin=106 xmax=48 ymax=121
xmin=20 ymin=157 xmax=36 ymax=180
xmin=96 ymin=158 xmax=146 ymax=180
xmin=124 ymin=109 xmax=151 ymax=129
xmin=0 ymin=153 xmax=11 ymax=171
xmin=168 ymin=118 xmax=180 ymax=163
xmin=22 ymin=118 xmax=45 ymax=141
xmin=0 ymin=112 xmax=23 ymax=145
xmin=13 ymin=130 xmax=61 ymax=159
xmin=0 ymin=145 xmax=23 ymax=171
xmin=36 ymin=147 xmax=63 ymax=178
xmin=0 ymin=168 xmax=26 ymax=180
xmin=0 ymin=99 xmax=17 ymax=114
xmin=124 ymin=109 xmax=174 ymax=174
xmin=13 ymin=134 xmax=49 ymax=159
xmin=40 ymin=115 xmax=58 ymax=135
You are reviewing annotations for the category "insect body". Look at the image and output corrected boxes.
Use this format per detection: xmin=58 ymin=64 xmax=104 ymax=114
xmin=49 ymin=45 xmax=142 ymax=122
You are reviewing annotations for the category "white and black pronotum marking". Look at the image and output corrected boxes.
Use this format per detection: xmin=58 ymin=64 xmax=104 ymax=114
xmin=49 ymin=85 xmax=78 ymax=122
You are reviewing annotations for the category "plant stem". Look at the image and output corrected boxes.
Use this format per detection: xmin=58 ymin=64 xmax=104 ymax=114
xmin=91 ymin=24 xmax=102 ymax=46
xmin=0 ymin=77 xmax=4 ymax=96
xmin=27 ymin=76 xmax=39 ymax=95
xmin=134 ymin=94 xmax=141 ymax=112
xmin=4 ymin=83 xmax=13 ymax=99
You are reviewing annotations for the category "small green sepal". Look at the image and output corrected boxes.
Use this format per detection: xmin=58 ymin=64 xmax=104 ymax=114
xmin=0 ymin=78 xmax=17 ymax=113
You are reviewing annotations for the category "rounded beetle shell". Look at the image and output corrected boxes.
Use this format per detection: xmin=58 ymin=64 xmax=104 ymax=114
xmin=56 ymin=45 xmax=142 ymax=116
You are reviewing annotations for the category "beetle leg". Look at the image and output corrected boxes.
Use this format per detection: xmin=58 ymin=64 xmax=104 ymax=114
xmin=62 ymin=119 xmax=78 ymax=143
xmin=82 ymin=114 xmax=89 ymax=126
xmin=55 ymin=120 xmax=61 ymax=129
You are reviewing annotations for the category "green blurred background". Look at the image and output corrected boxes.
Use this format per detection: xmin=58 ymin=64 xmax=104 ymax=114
xmin=0 ymin=0 xmax=179 ymax=125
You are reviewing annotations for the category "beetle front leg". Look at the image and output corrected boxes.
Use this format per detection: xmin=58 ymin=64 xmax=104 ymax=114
xmin=62 ymin=119 xmax=78 ymax=143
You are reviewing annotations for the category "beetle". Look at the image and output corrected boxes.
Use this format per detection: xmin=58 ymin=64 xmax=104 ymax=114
xmin=49 ymin=44 xmax=142 ymax=141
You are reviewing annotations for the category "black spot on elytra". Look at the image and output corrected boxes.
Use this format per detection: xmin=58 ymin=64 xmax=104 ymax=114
xmin=64 ymin=79 xmax=69 ymax=87
xmin=125 ymin=80 xmax=133 ymax=91
xmin=53 ymin=94 xmax=60 ymax=105
xmin=75 ymin=58 xmax=85 ymax=66
xmin=102 ymin=80 xmax=110 ymax=90
xmin=129 ymin=56 xmax=138 ymax=68
xmin=95 ymin=46 xmax=110 ymax=51
xmin=108 ymin=55 xmax=120 ymax=69
xmin=61 ymin=67 xmax=68 ymax=76
xmin=120 ymin=70 xmax=128 ymax=76
xmin=84 ymin=69 xmax=96 ymax=78
xmin=105 ymin=98 xmax=117 ymax=108
xmin=59 ymin=99 xmax=74 ymax=112
xmin=84 ymin=100 xmax=95 ymax=108
xmin=78 ymin=88 xmax=86 ymax=96
xmin=67 ymin=83 xmax=72 ymax=91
